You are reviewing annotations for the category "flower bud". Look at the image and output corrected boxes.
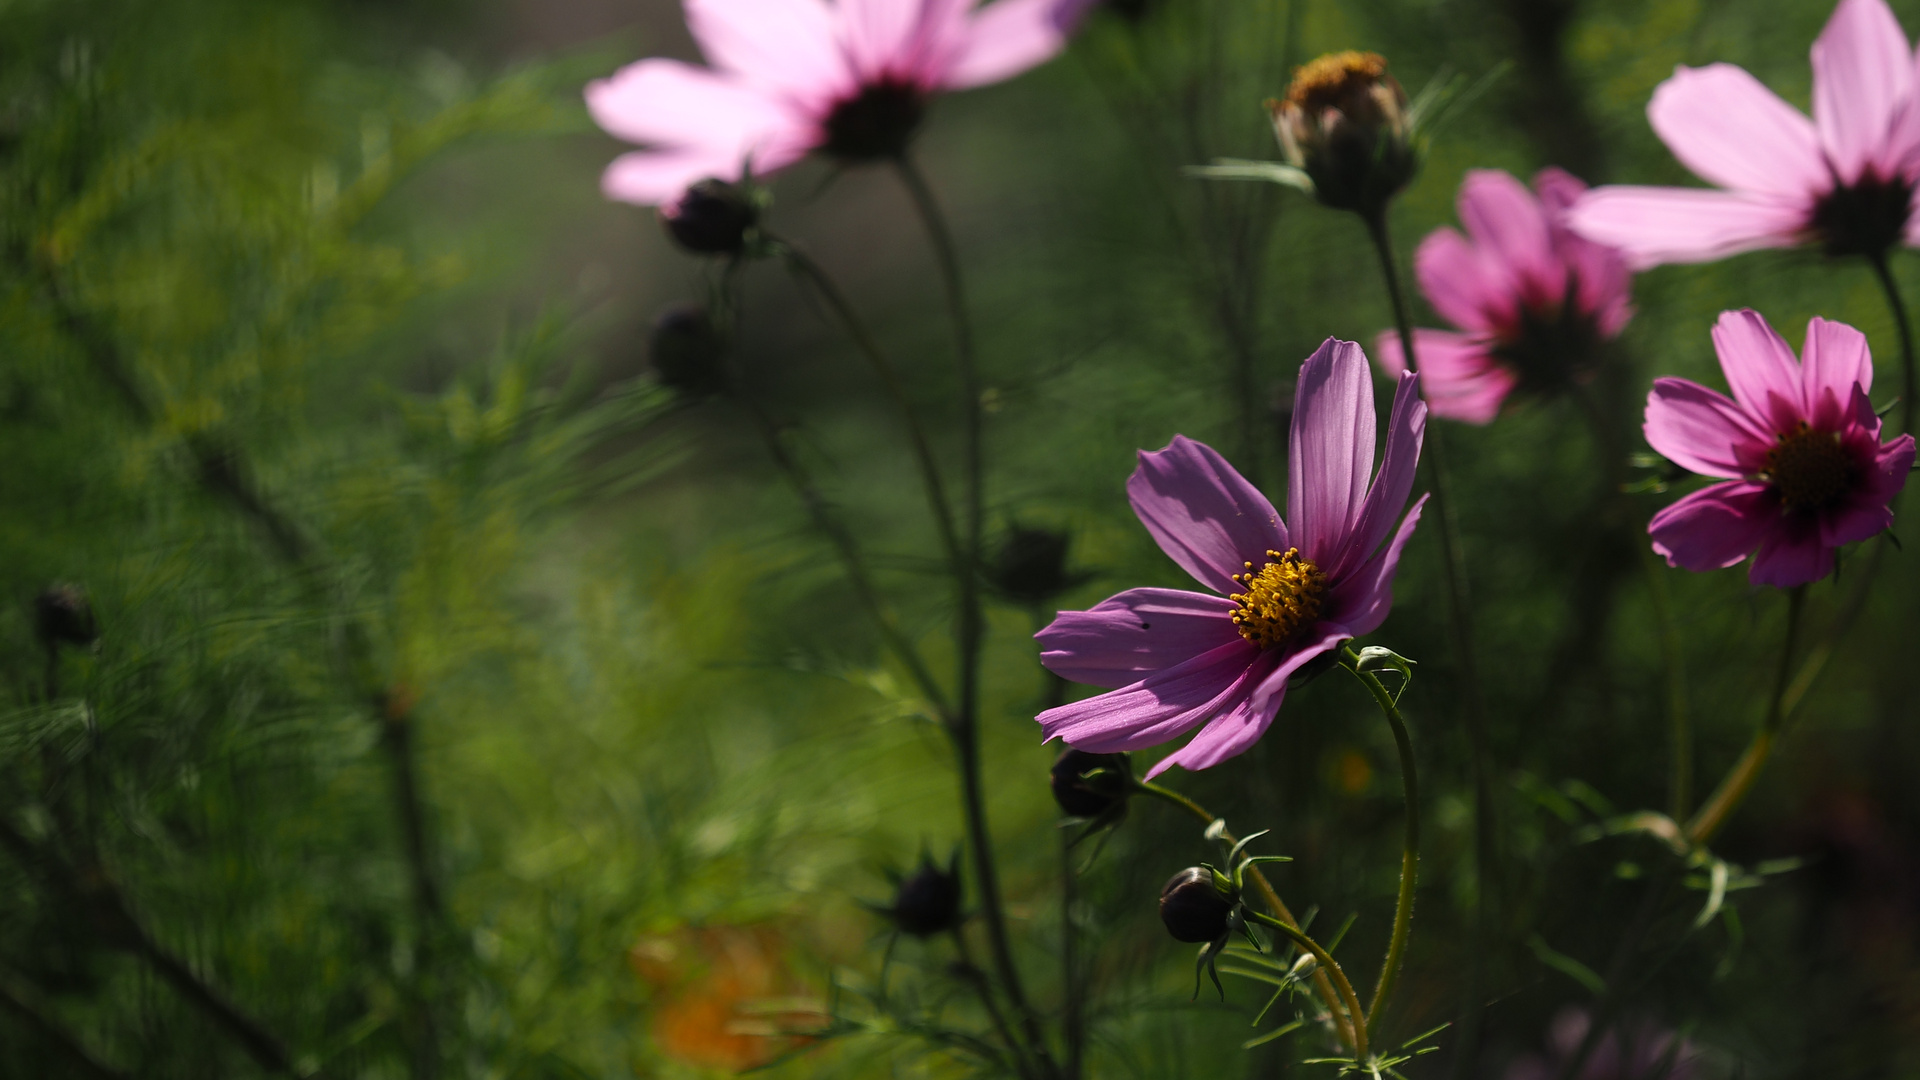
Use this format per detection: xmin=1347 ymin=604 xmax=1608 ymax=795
xmin=1270 ymin=51 xmax=1416 ymax=216
xmin=1050 ymin=749 xmax=1131 ymax=819
xmin=661 ymin=178 xmax=759 ymax=255
xmin=889 ymin=854 xmax=963 ymax=938
xmin=987 ymin=526 xmax=1080 ymax=605
xmin=1159 ymin=867 xmax=1234 ymax=943
xmin=649 ymin=305 xmax=729 ymax=398
xmin=34 ymin=585 xmax=97 ymax=650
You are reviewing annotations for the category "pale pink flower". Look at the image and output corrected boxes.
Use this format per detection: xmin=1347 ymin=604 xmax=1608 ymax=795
xmin=1376 ymin=168 xmax=1634 ymax=423
xmin=584 ymin=0 xmax=1094 ymax=206
xmin=1645 ymin=310 xmax=1914 ymax=587
xmin=1034 ymin=340 xmax=1427 ymax=778
xmin=1570 ymin=0 xmax=1920 ymax=266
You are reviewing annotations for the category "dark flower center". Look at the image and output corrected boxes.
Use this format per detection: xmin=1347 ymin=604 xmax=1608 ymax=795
xmin=821 ymin=78 xmax=926 ymax=162
xmin=1808 ymin=171 xmax=1914 ymax=258
xmin=1763 ymin=422 xmax=1855 ymax=514
xmin=1229 ymin=547 xmax=1327 ymax=650
xmin=1489 ymin=284 xmax=1606 ymax=397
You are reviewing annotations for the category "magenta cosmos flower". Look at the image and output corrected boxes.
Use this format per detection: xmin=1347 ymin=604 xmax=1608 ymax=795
xmin=1034 ymin=340 xmax=1428 ymax=778
xmin=583 ymin=0 xmax=1093 ymax=205
xmin=1646 ymin=310 xmax=1915 ymax=587
xmin=1570 ymin=0 xmax=1920 ymax=265
xmin=1376 ymin=167 xmax=1634 ymax=423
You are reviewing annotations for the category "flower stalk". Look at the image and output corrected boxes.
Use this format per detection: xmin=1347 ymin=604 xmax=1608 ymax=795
xmin=1340 ymin=648 xmax=1420 ymax=1041
xmin=1685 ymin=585 xmax=1807 ymax=845
xmin=894 ymin=152 xmax=1059 ymax=1080
xmin=1868 ymin=253 xmax=1917 ymax=436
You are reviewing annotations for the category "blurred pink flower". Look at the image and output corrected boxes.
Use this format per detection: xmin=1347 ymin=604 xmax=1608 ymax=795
xmin=1034 ymin=340 xmax=1427 ymax=778
xmin=1376 ymin=168 xmax=1634 ymax=424
xmin=1569 ymin=0 xmax=1920 ymax=266
xmin=584 ymin=0 xmax=1094 ymax=205
xmin=1504 ymin=1009 xmax=1702 ymax=1080
xmin=1645 ymin=310 xmax=1914 ymax=587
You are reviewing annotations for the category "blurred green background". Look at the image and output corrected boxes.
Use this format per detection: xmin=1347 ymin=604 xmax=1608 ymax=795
xmin=4 ymin=0 xmax=1919 ymax=1076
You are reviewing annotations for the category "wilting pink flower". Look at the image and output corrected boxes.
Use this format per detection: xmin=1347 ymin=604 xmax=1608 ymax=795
xmin=1570 ymin=0 xmax=1920 ymax=266
xmin=584 ymin=0 xmax=1094 ymax=205
xmin=1034 ymin=340 xmax=1427 ymax=777
xmin=1504 ymin=1009 xmax=1702 ymax=1080
xmin=1377 ymin=168 xmax=1634 ymax=423
xmin=1645 ymin=310 xmax=1915 ymax=587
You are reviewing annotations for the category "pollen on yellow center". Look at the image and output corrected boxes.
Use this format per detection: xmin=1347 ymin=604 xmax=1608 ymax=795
xmin=1229 ymin=548 xmax=1329 ymax=650
xmin=1763 ymin=422 xmax=1854 ymax=514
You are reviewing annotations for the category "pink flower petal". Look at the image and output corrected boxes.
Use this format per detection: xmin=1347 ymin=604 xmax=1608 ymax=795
xmin=1712 ymin=309 xmax=1807 ymax=433
xmin=1566 ymin=186 xmax=1808 ymax=269
xmin=1820 ymin=490 xmax=1896 ymax=548
xmin=1458 ymin=169 xmax=1563 ymax=307
xmin=1288 ymin=339 xmax=1376 ymax=566
xmin=585 ymin=58 xmax=794 ymax=152
xmin=1811 ymin=0 xmax=1914 ymax=183
xmin=1799 ymin=317 xmax=1876 ymax=432
xmin=1643 ymin=376 xmax=1773 ymax=478
xmin=1536 ymin=168 xmax=1636 ymax=336
xmin=944 ymin=0 xmax=1092 ymax=89
xmin=685 ymin=0 xmax=846 ymax=102
xmin=1749 ymin=517 xmax=1831 ymax=587
xmin=1412 ymin=227 xmax=1510 ymax=334
xmin=1648 ymin=63 xmax=1828 ymax=199
xmin=838 ymin=0 xmax=969 ymax=82
xmin=1147 ymin=629 xmax=1346 ymax=778
xmin=1335 ymin=371 xmax=1427 ymax=580
xmin=1127 ymin=436 xmax=1288 ymax=595
xmin=1325 ymin=494 xmax=1428 ymax=636
xmin=1648 ymin=480 xmax=1780 ymax=573
xmin=1037 ymin=588 xmax=1243 ymax=688
xmin=1373 ymin=328 xmax=1517 ymax=425
xmin=1861 ymin=429 xmax=1917 ymax=504
xmin=1039 ymin=640 xmax=1266 ymax=753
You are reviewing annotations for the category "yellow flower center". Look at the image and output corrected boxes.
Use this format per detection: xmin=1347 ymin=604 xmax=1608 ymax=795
xmin=1762 ymin=423 xmax=1855 ymax=514
xmin=1284 ymin=51 xmax=1388 ymax=112
xmin=1229 ymin=548 xmax=1329 ymax=650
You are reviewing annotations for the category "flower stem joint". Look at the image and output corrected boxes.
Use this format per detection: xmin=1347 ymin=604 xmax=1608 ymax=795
xmin=1270 ymin=51 xmax=1417 ymax=218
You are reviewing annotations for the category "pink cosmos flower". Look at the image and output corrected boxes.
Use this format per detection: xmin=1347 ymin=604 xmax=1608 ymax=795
xmin=1034 ymin=340 xmax=1428 ymax=778
xmin=1569 ymin=0 xmax=1920 ymax=266
xmin=1376 ymin=167 xmax=1634 ymax=424
xmin=1645 ymin=310 xmax=1915 ymax=587
xmin=584 ymin=0 xmax=1094 ymax=206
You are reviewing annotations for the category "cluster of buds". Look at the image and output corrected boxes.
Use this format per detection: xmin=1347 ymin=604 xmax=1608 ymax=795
xmin=1268 ymin=51 xmax=1417 ymax=218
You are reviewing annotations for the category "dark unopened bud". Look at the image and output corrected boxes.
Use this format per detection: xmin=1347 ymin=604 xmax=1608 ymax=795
xmin=34 ymin=585 xmax=97 ymax=650
xmin=1050 ymin=750 xmax=1132 ymax=819
xmin=649 ymin=305 xmax=729 ymax=397
xmin=987 ymin=526 xmax=1080 ymax=605
xmin=890 ymin=854 xmax=963 ymax=937
xmin=661 ymin=178 xmax=759 ymax=255
xmin=1270 ymin=51 xmax=1416 ymax=216
xmin=1159 ymin=867 xmax=1234 ymax=943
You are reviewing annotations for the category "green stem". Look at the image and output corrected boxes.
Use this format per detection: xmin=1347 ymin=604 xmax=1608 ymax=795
xmin=1868 ymin=253 xmax=1916 ymax=436
xmin=1060 ymin=835 xmax=1084 ymax=1080
xmin=1685 ymin=585 xmax=1806 ymax=846
xmin=776 ymin=243 xmax=964 ymax=575
xmin=1341 ymin=650 xmax=1419 ymax=1042
xmin=1246 ymin=911 xmax=1371 ymax=1064
xmin=1641 ymin=547 xmax=1692 ymax=821
xmin=1134 ymin=781 xmax=1362 ymax=1055
xmin=893 ymin=154 xmax=1059 ymax=1080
